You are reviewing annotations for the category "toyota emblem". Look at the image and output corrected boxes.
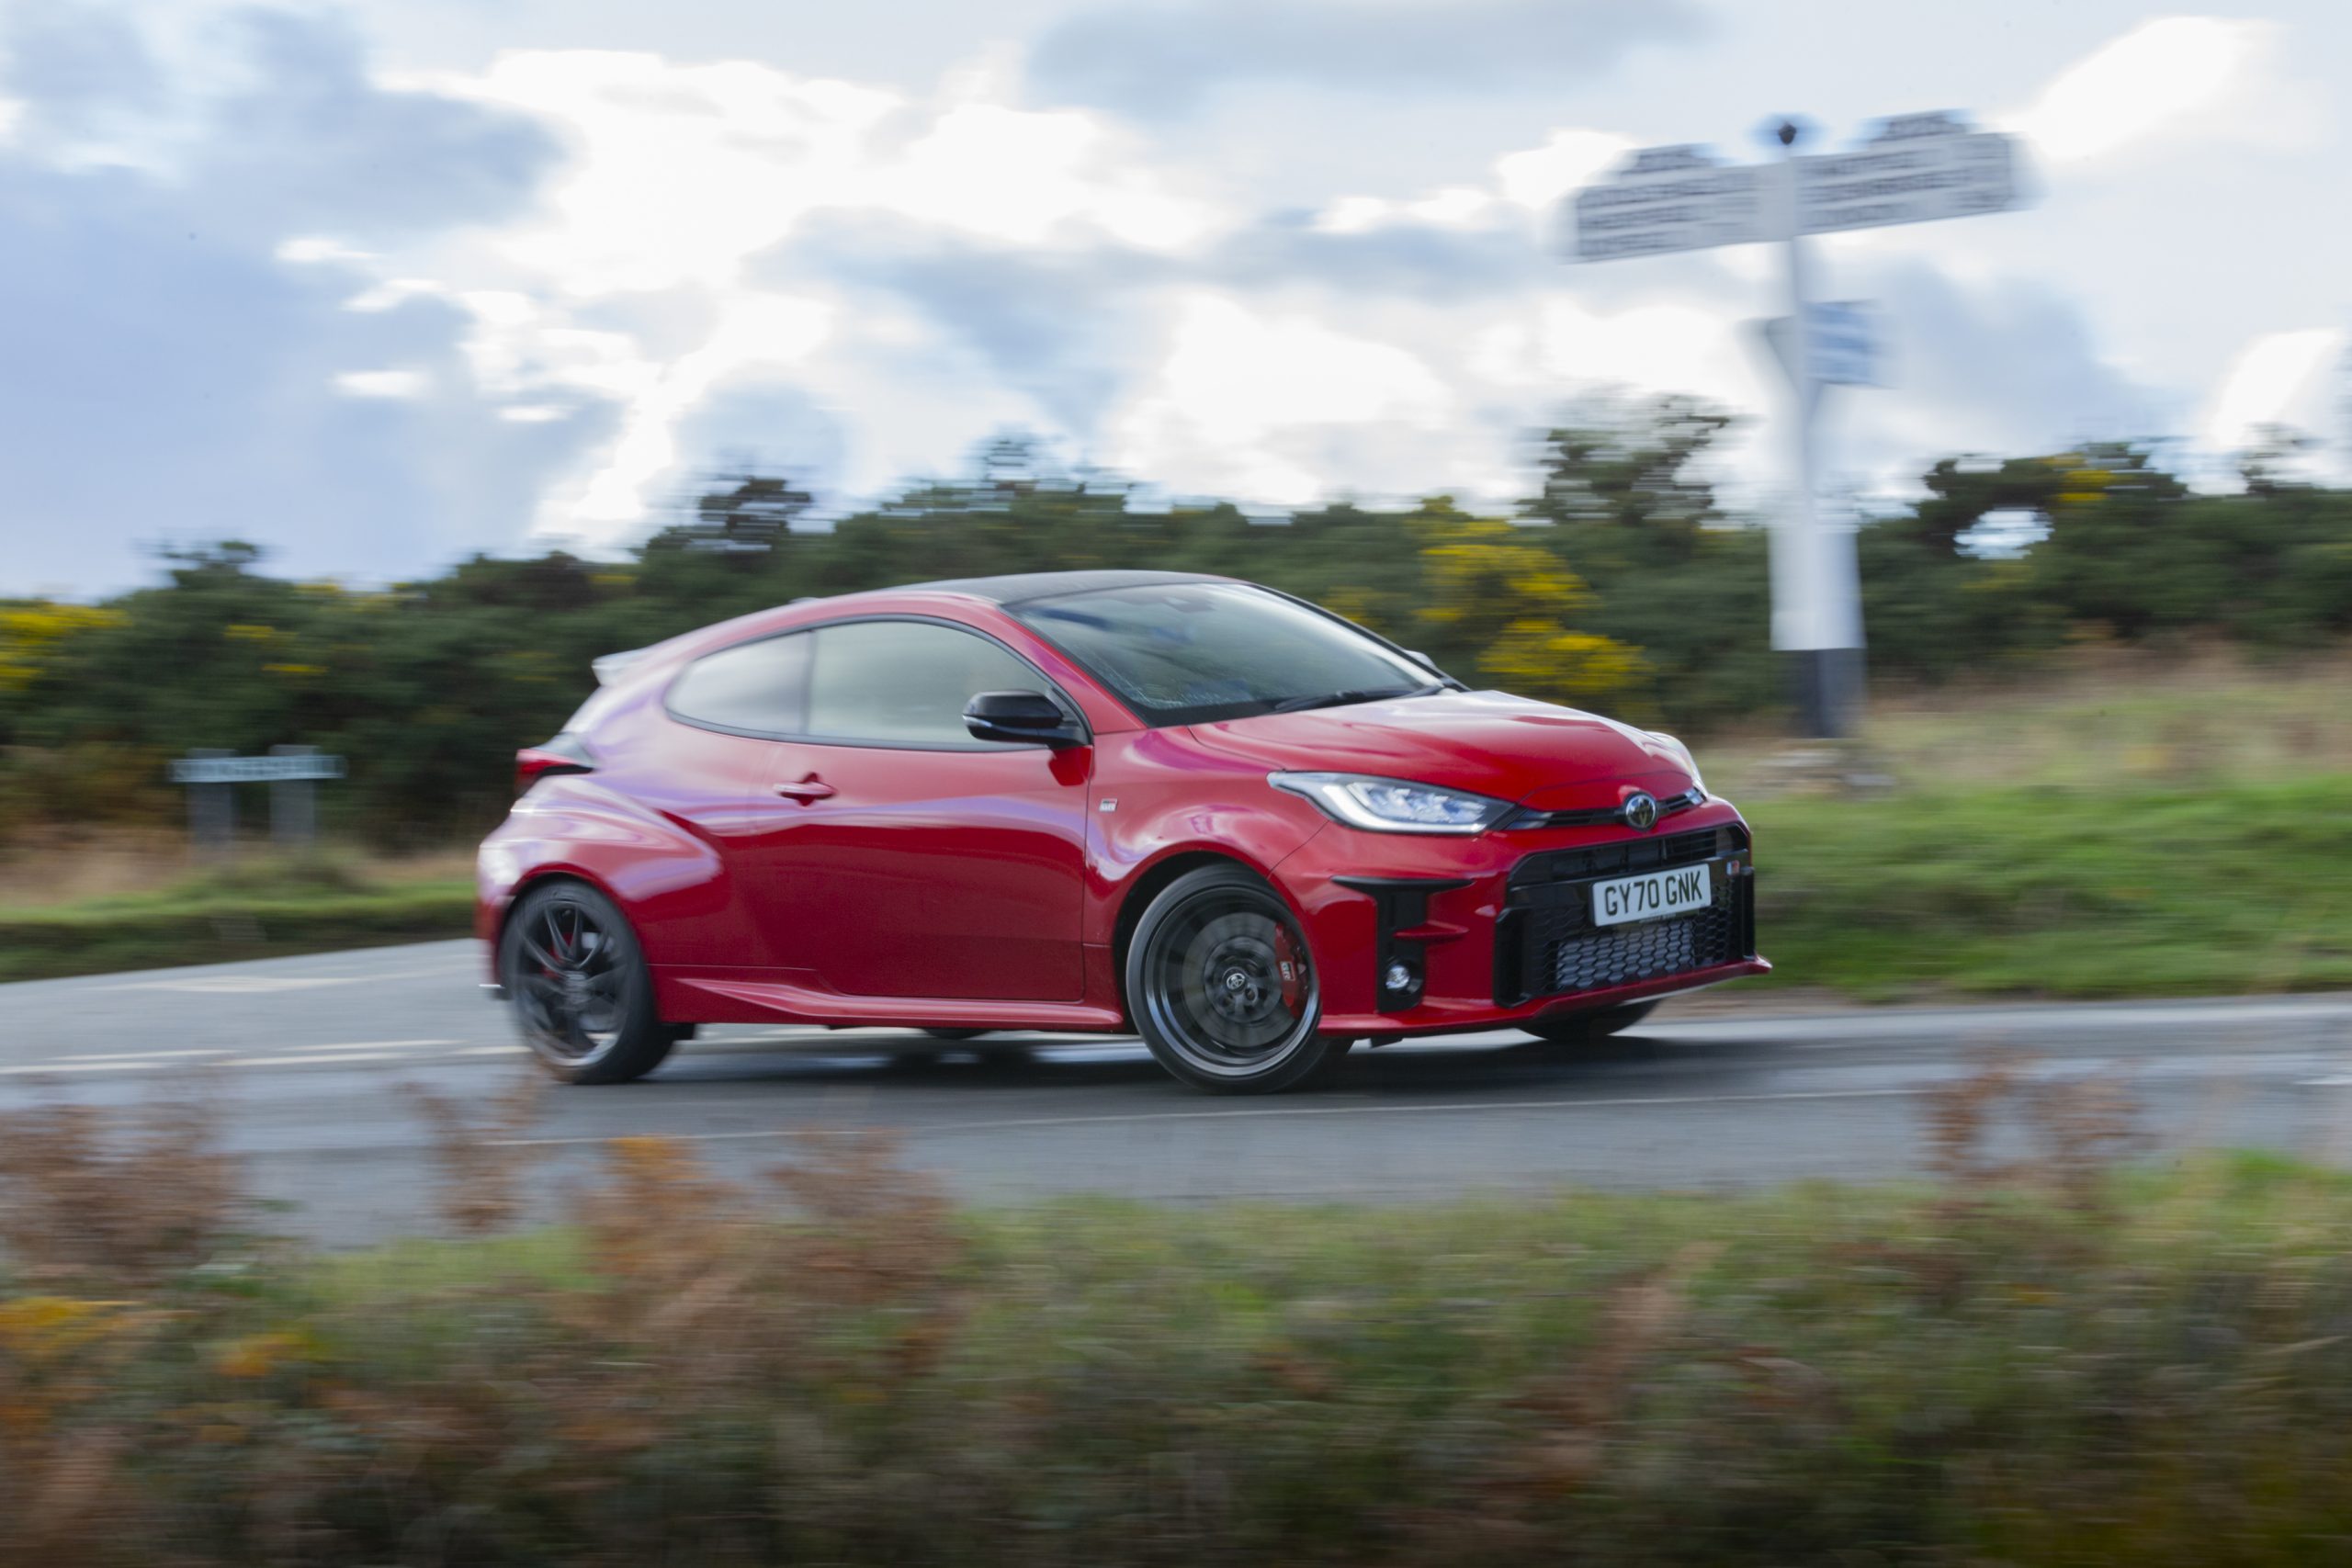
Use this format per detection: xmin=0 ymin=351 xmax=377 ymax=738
xmin=1623 ymin=791 xmax=1659 ymax=830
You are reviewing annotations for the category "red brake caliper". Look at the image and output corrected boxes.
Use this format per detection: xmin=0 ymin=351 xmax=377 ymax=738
xmin=1272 ymin=924 xmax=1308 ymax=1012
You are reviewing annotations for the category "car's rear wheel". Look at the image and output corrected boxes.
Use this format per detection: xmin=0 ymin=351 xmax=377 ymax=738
xmin=1126 ymin=864 xmax=1338 ymax=1094
xmin=1521 ymin=999 xmax=1658 ymax=1047
xmin=500 ymin=881 xmax=675 ymax=1085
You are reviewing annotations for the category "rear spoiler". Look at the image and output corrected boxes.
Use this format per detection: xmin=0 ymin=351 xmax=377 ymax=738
xmin=591 ymin=648 xmax=648 ymax=686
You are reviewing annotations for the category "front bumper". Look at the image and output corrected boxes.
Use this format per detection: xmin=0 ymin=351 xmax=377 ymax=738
xmin=1276 ymin=801 xmax=1769 ymax=1037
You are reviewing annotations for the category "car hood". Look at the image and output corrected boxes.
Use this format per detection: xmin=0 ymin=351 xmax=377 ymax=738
xmin=1186 ymin=689 xmax=1693 ymax=807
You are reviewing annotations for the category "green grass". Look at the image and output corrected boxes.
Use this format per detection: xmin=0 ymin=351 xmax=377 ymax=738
xmin=6 ymin=776 xmax=2349 ymax=1004
xmin=0 ymin=863 xmax=472 ymax=981
xmin=1746 ymin=775 xmax=2352 ymax=999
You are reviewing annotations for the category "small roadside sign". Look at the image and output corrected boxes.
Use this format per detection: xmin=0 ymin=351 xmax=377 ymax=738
xmin=169 ymin=752 xmax=346 ymax=784
xmin=170 ymin=747 xmax=345 ymax=858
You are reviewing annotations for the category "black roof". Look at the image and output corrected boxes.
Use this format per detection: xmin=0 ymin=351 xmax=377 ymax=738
xmin=896 ymin=569 xmax=1224 ymax=606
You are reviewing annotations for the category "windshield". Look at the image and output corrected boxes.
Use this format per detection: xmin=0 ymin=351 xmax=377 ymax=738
xmin=1010 ymin=582 xmax=1446 ymax=726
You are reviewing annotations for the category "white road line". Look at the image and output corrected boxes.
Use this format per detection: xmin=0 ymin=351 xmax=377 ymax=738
xmin=0 ymin=1039 xmax=472 ymax=1076
xmin=62 ymin=1049 xmax=231 ymax=1062
xmin=1637 ymin=998 xmax=2352 ymax=1045
xmin=446 ymin=1044 xmax=526 ymax=1056
xmin=96 ymin=960 xmax=477 ymax=995
xmin=488 ymin=1084 xmax=1931 ymax=1146
xmin=217 ymin=1051 xmax=413 ymax=1067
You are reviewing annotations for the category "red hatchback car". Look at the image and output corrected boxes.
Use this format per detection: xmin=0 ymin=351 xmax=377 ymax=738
xmin=479 ymin=571 xmax=1766 ymax=1092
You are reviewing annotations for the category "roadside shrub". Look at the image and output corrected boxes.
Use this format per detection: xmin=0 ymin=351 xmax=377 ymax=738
xmin=6 ymin=1078 xmax=2352 ymax=1563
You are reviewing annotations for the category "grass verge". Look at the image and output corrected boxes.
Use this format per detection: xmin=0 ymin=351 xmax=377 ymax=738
xmin=8 ymin=776 xmax=2349 ymax=1000
xmin=0 ymin=864 xmax=471 ymax=982
xmin=5 ymin=1081 xmax=2352 ymax=1566
xmin=1749 ymin=773 xmax=2352 ymax=998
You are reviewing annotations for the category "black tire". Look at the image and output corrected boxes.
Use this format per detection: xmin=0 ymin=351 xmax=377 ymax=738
xmin=1125 ymin=864 xmax=1339 ymax=1094
xmin=1521 ymin=999 xmax=1659 ymax=1047
xmin=499 ymin=881 xmax=675 ymax=1085
xmin=922 ymin=1028 xmax=989 ymax=1041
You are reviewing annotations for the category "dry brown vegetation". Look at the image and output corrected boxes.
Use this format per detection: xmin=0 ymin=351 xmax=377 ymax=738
xmin=5 ymin=1072 xmax=2352 ymax=1564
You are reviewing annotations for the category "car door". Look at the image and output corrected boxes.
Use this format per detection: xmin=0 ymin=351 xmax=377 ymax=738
xmin=747 ymin=616 xmax=1091 ymax=1001
xmin=643 ymin=629 xmax=814 ymax=970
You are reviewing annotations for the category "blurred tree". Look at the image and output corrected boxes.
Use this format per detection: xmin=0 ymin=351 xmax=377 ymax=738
xmin=5 ymin=412 xmax=2350 ymax=847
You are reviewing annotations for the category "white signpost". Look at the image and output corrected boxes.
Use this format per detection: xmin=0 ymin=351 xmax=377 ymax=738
xmin=1570 ymin=112 xmax=2023 ymax=737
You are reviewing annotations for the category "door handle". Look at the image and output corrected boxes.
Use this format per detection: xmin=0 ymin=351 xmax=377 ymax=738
xmin=774 ymin=776 xmax=835 ymax=801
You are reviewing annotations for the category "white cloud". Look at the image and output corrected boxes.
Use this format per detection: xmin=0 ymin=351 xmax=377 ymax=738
xmin=1313 ymin=185 xmax=1494 ymax=235
xmin=333 ymin=368 xmax=431 ymax=399
xmin=1494 ymin=128 xmax=1634 ymax=210
xmin=276 ymin=235 xmax=374 ymax=265
xmin=1108 ymin=293 xmax=1457 ymax=503
xmin=1310 ymin=126 xmax=1630 ymax=236
xmin=2010 ymin=17 xmax=2320 ymax=164
xmin=2199 ymin=327 xmax=2343 ymax=451
xmin=560 ymin=294 xmax=831 ymax=525
xmin=366 ymin=47 xmax=1227 ymax=544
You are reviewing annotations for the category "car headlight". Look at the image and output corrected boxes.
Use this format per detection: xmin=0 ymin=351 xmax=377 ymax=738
xmin=1270 ymin=773 xmax=1512 ymax=834
xmin=1645 ymin=731 xmax=1706 ymax=798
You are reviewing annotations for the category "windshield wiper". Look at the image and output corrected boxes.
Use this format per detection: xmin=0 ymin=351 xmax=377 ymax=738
xmin=1268 ymin=683 xmax=1443 ymax=714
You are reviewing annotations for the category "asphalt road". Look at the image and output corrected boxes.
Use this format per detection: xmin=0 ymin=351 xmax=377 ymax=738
xmin=6 ymin=939 xmax=2351 ymax=1245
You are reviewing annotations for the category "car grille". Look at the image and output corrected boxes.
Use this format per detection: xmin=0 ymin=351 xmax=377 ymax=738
xmin=1499 ymin=786 xmax=1709 ymax=830
xmin=1494 ymin=825 xmax=1754 ymax=1004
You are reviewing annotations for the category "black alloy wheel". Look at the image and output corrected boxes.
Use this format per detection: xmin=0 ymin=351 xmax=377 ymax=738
xmin=1126 ymin=864 xmax=1340 ymax=1093
xmin=500 ymin=881 xmax=675 ymax=1085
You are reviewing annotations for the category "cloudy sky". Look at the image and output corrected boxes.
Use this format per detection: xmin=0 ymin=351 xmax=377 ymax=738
xmin=1 ymin=0 xmax=2345 ymax=596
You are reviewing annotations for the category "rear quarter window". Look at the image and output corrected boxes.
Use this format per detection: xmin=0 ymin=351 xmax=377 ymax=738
xmin=664 ymin=633 xmax=808 ymax=735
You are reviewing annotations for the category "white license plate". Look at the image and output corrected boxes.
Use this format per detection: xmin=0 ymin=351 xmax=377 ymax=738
xmin=1590 ymin=863 xmax=1713 ymax=927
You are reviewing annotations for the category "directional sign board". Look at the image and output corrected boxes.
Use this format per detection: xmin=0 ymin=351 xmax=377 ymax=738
xmin=1797 ymin=113 xmax=2017 ymax=236
xmin=1759 ymin=301 xmax=1884 ymax=389
xmin=1572 ymin=113 xmax=2018 ymax=259
xmin=1571 ymin=145 xmax=1766 ymax=261
xmin=1566 ymin=111 xmax=2026 ymax=738
xmin=169 ymin=752 xmax=346 ymax=784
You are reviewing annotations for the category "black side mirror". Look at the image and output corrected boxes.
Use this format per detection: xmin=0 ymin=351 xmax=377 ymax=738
xmin=963 ymin=690 xmax=1086 ymax=748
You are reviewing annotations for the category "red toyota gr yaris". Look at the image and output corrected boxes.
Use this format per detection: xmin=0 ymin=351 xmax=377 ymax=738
xmin=479 ymin=571 xmax=1766 ymax=1093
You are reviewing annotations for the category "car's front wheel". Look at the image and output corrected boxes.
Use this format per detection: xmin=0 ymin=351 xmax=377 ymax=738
xmin=1126 ymin=864 xmax=1340 ymax=1093
xmin=500 ymin=881 xmax=676 ymax=1085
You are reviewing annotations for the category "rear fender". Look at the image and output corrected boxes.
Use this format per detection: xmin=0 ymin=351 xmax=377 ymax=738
xmin=478 ymin=777 xmax=750 ymax=968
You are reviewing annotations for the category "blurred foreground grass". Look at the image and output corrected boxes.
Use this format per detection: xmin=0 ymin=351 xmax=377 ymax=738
xmin=6 ymin=1077 xmax=2352 ymax=1565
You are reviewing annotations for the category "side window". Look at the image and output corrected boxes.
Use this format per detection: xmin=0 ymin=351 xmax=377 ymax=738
xmin=666 ymin=633 xmax=808 ymax=735
xmin=807 ymin=620 xmax=1052 ymax=746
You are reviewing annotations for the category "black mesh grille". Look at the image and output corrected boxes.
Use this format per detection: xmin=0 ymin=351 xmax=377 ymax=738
xmin=1495 ymin=826 xmax=1754 ymax=1004
xmin=1512 ymin=824 xmax=1745 ymax=886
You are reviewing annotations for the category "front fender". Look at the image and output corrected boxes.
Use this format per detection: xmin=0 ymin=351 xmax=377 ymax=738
xmin=1081 ymin=730 xmax=1331 ymax=945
